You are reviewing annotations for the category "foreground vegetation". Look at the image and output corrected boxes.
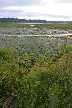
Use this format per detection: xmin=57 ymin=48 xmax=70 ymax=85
xmin=0 ymin=23 xmax=72 ymax=108
xmin=0 ymin=44 xmax=72 ymax=108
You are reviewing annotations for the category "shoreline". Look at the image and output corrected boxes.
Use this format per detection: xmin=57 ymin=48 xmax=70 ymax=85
xmin=0 ymin=33 xmax=72 ymax=37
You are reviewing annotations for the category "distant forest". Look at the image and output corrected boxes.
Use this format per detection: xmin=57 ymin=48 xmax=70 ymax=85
xmin=0 ymin=17 xmax=72 ymax=23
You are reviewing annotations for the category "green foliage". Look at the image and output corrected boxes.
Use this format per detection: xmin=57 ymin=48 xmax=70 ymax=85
xmin=0 ymin=23 xmax=72 ymax=108
xmin=0 ymin=23 xmax=72 ymax=29
xmin=0 ymin=45 xmax=72 ymax=108
xmin=0 ymin=48 xmax=19 ymax=107
xmin=0 ymin=47 xmax=13 ymax=61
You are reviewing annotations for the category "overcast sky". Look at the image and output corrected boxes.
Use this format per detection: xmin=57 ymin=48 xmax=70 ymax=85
xmin=0 ymin=0 xmax=72 ymax=21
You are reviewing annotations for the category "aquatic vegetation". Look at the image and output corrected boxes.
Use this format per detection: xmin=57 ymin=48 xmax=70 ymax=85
xmin=0 ymin=23 xmax=72 ymax=108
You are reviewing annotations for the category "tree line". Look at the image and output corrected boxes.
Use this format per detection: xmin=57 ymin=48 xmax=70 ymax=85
xmin=0 ymin=17 xmax=72 ymax=23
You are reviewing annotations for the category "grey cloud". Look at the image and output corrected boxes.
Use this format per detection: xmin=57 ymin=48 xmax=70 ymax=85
xmin=43 ymin=13 xmax=71 ymax=19
xmin=0 ymin=8 xmax=23 ymax=18
xmin=0 ymin=0 xmax=43 ymax=8
xmin=0 ymin=8 xmax=22 ymax=14
xmin=0 ymin=10 xmax=71 ymax=20
xmin=6 ymin=10 xmax=22 ymax=13
xmin=14 ymin=0 xmax=43 ymax=6
xmin=19 ymin=12 xmax=71 ymax=20
xmin=0 ymin=0 xmax=13 ymax=7
xmin=27 ymin=12 xmax=71 ymax=19
xmin=34 ymin=13 xmax=71 ymax=19
xmin=0 ymin=11 xmax=21 ymax=18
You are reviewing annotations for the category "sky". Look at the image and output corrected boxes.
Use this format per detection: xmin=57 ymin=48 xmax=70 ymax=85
xmin=0 ymin=0 xmax=72 ymax=21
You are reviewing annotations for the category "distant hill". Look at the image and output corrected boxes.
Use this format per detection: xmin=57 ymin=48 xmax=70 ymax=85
xmin=0 ymin=18 xmax=72 ymax=23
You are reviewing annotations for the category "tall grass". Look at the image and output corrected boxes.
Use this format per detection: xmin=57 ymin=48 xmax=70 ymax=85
xmin=0 ymin=45 xmax=72 ymax=108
